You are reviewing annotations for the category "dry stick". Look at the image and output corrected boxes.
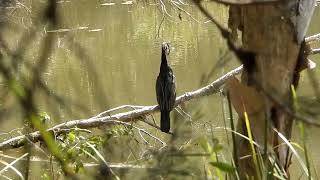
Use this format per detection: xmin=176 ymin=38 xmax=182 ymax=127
xmin=84 ymin=163 xmax=155 ymax=170
xmin=311 ymin=48 xmax=320 ymax=55
xmin=211 ymin=0 xmax=279 ymax=5
xmin=109 ymin=120 xmax=166 ymax=146
xmin=306 ymin=33 xmax=320 ymax=56
xmin=0 ymin=65 xmax=243 ymax=150
xmin=305 ymin=33 xmax=320 ymax=43
xmin=94 ymin=105 xmax=145 ymax=118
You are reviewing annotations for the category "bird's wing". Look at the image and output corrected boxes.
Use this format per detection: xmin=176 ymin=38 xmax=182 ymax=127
xmin=170 ymin=74 xmax=176 ymax=110
xmin=165 ymin=71 xmax=176 ymax=110
xmin=156 ymin=75 xmax=165 ymax=110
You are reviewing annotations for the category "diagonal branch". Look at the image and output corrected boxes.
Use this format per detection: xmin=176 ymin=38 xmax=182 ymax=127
xmin=0 ymin=65 xmax=243 ymax=150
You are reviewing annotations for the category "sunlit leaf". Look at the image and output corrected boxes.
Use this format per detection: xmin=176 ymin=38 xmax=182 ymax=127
xmin=68 ymin=132 xmax=76 ymax=142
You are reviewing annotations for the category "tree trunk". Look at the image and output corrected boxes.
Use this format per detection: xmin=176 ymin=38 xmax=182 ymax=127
xmin=228 ymin=1 xmax=308 ymax=178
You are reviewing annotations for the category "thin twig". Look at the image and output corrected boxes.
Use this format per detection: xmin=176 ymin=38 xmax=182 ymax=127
xmin=159 ymin=0 xmax=173 ymax=18
xmin=169 ymin=0 xmax=202 ymax=23
xmin=0 ymin=153 xmax=28 ymax=180
xmin=110 ymin=120 xmax=166 ymax=146
xmin=157 ymin=13 xmax=165 ymax=38
xmin=94 ymin=105 xmax=144 ymax=118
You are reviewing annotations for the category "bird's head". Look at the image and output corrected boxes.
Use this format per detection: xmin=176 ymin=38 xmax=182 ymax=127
xmin=161 ymin=42 xmax=170 ymax=56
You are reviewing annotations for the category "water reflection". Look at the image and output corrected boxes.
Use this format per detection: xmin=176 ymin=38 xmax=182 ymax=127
xmin=0 ymin=0 xmax=319 ymax=177
xmin=39 ymin=0 xmax=231 ymax=119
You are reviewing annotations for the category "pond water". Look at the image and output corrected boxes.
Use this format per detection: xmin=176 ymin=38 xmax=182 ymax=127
xmin=0 ymin=0 xmax=319 ymax=178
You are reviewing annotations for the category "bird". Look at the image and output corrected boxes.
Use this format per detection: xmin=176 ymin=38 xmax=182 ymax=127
xmin=156 ymin=42 xmax=176 ymax=133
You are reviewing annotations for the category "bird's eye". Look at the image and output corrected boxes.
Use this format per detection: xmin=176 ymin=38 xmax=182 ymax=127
xmin=162 ymin=42 xmax=171 ymax=55
xmin=165 ymin=45 xmax=170 ymax=54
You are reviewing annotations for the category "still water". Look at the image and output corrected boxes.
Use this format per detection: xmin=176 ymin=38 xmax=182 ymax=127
xmin=0 ymin=0 xmax=320 ymax=178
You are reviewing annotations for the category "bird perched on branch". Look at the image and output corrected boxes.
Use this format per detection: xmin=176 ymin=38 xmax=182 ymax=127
xmin=156 ymin=42 xmax=176 ymax=133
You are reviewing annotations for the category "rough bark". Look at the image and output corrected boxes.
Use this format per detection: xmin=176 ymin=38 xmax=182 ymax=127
xmin=228 ymin=1 xmax=309 ymax=178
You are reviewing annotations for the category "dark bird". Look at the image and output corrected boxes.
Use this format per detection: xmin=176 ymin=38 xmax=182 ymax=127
xmin=156 ymin=42 xmax=176 ymax=133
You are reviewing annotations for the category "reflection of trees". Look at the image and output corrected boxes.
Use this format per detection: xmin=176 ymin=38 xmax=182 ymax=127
xmin=0 ymin=0 xmax=319 ymax=179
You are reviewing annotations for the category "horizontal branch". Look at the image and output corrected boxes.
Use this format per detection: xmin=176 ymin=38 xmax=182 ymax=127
xmin=211 ymin=0 xmax=279 ymax=5
xmin=305 ymin=33 xmax=320 ymax=43
xmin=0 ymin=66 xmax=244 ymax=150
xmin=85 ymin=163 xmax=155 ymax=170
xmin=311 ymin=48 xmax=320 ymax=55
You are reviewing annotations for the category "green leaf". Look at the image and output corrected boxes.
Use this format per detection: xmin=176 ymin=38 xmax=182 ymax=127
xmin=41 ymin=173 xmax=50 ymax=180
xmin=198 ymin=137 xmax=212 ymax=153
xmin=67 ymin=132 xmax=76 ymax=142
xmin=209 ymin=162 xmax=236 ymax=173
xmin=38 ymin=112 xmax=51 ymax=124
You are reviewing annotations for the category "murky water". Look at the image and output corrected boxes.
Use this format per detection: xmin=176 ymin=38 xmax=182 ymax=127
xmin=0 ymin=0 xmax=319 ymax=178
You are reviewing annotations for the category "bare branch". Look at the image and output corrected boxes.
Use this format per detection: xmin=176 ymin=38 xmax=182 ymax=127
xmin=84 ymin=163 xmax=156 ymax=170
xmin=210 ymin=0 xmax=279 ymax=5
xmin=311 ymin=48 xmax=320 ymax=55
xmin=0 ymin=65 xmax=243 ymax=150
xmin=305 ymin=33 xmax=320 ymax=43
xmin=94 ymin=105 xmax=145 ymax=118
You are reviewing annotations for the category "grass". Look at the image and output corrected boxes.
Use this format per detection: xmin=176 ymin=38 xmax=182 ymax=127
xmin=291 ymin=85 xmax=312 ymax=180
xmin=243 ymin=111 xmax=262 ymax=179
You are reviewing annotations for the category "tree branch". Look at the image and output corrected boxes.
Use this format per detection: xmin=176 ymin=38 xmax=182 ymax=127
xmin=311 ymin=48 xmax=320 ymax=55
xmin=305 ymin=33 xmax=320 ymax=43
xmin=211 ymin=0 xmax=279 ymax=5
xmin=0 ymin=65 xmax=244 ymax=150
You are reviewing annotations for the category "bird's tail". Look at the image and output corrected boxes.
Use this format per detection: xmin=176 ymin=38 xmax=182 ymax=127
xmin=160 ymin=110 xmax=170 ymax=133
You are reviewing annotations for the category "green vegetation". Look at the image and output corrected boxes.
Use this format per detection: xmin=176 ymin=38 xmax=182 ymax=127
xmin=0 ymin=0 xmax=319 ymax=179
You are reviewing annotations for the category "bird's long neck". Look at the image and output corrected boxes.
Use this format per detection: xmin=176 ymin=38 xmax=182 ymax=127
xmin=160 ymin=49 xmax=169 ymax=71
